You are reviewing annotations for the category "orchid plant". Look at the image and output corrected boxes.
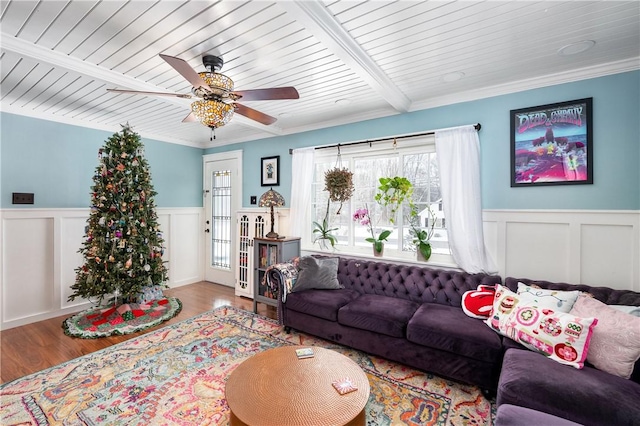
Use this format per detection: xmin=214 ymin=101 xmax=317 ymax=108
xmin=353 ymin=205 xmax=391 ymax=253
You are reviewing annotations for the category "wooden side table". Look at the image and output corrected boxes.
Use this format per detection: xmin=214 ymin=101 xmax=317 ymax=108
xmin=226 ymin=346 xmax=370 ymax=426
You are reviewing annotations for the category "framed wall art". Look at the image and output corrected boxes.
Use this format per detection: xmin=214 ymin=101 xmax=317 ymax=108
xmin=510 ymin=97 xmax=593 ymax=187
xmin=261 ymin=155 xmax=280 ymax=186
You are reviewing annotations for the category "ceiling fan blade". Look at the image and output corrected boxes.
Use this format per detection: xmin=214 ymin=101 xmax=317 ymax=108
xmin=234 ymin=103 xmax=277 ymax=125
xmin=232 ymin=87 xmax=299 ymax=101
xmin=159 ymin=54 xmax=212 ymax=93
xmin=182 ymin=112 xmax=198 ymax=123
xmin=107 ymin=88 xmax=192 ymax=99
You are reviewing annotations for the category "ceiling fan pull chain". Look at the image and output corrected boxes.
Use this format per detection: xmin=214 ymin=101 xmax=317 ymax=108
xmin=210 ymin=127 xmax=216 ymax=141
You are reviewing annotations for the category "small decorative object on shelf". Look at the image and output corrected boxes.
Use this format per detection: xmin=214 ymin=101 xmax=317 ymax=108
xmin=253 ymin=236 xmax=300 ymax=313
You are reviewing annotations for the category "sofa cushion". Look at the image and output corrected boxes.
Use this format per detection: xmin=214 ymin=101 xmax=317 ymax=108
xmin=285 ymin=289 xmax=360 ymax=321
xmin=498 ymin=348 xmax=640 ymax=426
xmin=495 ymin=404 xmax=583 ymax=426
xmin=291 ymin=256 xmax=342 ymax=292
xmin=337 ymin=294 xmax=420 ymax=338
xmin=570 ymin=294 xmax=640 ymax=379
xmin=407 ymin=303 xmax=503 ymax=363
xmin=487 ymin=285 xmax=598 ymax=369
xmin=516 ymin=282 xmax=580 ymax=312
xmin=461 ymin=285 xmax=496 ymax=319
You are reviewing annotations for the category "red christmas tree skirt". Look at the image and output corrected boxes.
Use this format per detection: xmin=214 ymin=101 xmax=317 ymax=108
xmin=63 ymin=297 xmax=182 ymax=338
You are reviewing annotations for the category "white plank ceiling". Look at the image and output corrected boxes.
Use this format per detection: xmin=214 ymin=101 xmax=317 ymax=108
xmin=1 ymin=1 xmax=638 ymax=148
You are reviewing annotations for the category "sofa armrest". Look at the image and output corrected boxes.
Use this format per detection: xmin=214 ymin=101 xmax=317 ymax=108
xmin=265 ymin=258 xmax=299 ymax=324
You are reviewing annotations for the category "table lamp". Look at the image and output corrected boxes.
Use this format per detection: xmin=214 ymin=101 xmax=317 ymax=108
xmin=259 ymin=187 xmax=285 ymax=238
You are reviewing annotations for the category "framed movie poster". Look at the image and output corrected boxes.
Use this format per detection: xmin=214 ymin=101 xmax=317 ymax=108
xmin=510 ymin=98 xmax=593 ymax=187
xmin=261 ymin=155 xmax=280 ymax=186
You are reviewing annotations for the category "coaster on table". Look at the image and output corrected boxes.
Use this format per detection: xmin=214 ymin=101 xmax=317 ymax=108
xmin=332 ymin=377 xmax=358 ymax=395
xmin=295 ymin=347 xmax=314 ymax=359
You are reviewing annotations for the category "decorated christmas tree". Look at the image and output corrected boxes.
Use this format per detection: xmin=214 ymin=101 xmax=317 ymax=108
xmin=69 ymin=125 xmax=168 ymax=305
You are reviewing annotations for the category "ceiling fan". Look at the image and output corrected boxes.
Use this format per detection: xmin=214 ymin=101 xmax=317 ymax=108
xmin=107 ymin=54 xmax=299 ymax=129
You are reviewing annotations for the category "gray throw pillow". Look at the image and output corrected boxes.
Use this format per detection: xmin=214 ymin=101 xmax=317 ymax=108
xmin=291 ymin=256 xmax=342 ymax=292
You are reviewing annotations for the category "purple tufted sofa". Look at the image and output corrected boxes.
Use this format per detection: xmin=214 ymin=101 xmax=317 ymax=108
xmin=273 ymin=257 xmax=503 ymax=391
xmin=270 ymin=257 xmax=640 ymax=425
xmin=496 ymin=277 xmax=640 ymax=426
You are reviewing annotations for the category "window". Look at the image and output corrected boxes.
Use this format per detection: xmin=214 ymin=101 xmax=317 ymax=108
xmin=308 ymin=135 xmax=452 ymax=263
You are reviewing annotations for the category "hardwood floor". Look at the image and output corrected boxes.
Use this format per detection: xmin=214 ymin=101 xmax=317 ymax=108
xmin=0 ymin=281 xmax=277 ymax=384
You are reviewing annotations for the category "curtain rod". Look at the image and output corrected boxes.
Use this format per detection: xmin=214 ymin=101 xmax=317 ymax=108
xmin=289 ymin=123 xmax=481 ymax=154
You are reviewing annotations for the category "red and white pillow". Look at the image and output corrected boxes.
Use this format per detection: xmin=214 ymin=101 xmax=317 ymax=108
xmin=461 ymin=285 xmax=496 ymax=319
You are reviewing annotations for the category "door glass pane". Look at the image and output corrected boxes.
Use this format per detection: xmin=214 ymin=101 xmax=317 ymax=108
xmin=211 ymin=170 xmax=231 ymax=269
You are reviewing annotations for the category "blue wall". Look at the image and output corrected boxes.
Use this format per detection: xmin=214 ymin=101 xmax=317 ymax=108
xmin=1 ymin=113 xmax=204 ymax=208
xmin=207 ymin=71 xmax=640 ymax=210
xmin=2 ymin=71 xmax=638 ymax=211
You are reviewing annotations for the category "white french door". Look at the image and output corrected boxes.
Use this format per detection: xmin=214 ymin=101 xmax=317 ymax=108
xmin=203 ymin=152 xmax=242 ymax=286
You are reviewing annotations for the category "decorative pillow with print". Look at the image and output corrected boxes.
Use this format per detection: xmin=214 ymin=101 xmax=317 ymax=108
xmin=516 ymin=282 xmax=581 ymax=312
xmin=487 ymin=284 xmax=598 ymax=368
xmin=462 ymin=285 xmax=496 ymax=319
xmin=570 ymin=294 xmax=640 ymax=379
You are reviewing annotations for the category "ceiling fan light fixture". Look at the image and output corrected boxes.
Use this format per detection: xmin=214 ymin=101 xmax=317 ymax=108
xmin=192 ymin=72 xmax=234 ymax=98
xmin=191 ymin=100 xmax=234 ymax=128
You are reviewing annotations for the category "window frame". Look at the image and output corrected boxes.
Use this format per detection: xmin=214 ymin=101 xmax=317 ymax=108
xmin=303 ymin=135 xmax=457 ymax=268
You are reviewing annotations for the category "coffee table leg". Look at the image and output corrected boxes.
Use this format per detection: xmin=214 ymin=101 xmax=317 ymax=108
xmin=229 ymin=410 xmax=247 ymax=426
xmin=344 ymin=408 xmax=366 ymax=426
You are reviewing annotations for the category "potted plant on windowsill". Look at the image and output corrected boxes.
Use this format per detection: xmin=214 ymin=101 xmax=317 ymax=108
xmin=353 ymin=206 xmax=390 ymax=257
xmin=408 ymin=205 xmax=436 ymax=261
xmin=313 ymin=199 xmax=339 ymax=250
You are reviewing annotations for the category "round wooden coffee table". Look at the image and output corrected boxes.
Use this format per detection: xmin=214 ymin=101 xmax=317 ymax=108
xmin=226 ymin=346 xmax=370 ymax=426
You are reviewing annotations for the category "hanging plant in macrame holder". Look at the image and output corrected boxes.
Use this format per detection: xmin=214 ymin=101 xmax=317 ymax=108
xmin=324 ymin=147 xmax=354 ymax=214
xmin=324 ymin=167 xmax=354 ymax=214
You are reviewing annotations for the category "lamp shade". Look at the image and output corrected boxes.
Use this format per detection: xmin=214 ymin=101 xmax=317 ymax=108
xmin=191 ymin=99 xmax=234 ymax=128
xmin=259 ymin=188 xmax=285 ymax=208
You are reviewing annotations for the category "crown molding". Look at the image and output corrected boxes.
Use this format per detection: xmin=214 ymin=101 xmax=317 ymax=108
xmin=410 ymin=57 xmax=640 ymax=112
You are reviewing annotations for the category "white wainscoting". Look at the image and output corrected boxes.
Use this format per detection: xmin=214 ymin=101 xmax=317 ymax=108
xmin=0 ymin=207 xmax=203 ymax=330
xmin=483 ymin=210 xmax=640 ymax=292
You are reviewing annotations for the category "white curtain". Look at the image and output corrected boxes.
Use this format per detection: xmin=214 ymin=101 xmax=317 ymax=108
xmin=289 ymin=147 xmax=315 ymax=241
xmin=435 ymin=126 xmax=497 ymax=274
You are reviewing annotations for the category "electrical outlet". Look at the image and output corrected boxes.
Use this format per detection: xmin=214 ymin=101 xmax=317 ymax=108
xmin=250 ymin=195 xmax=257 ymax=205
xmin=12 ymin=192 xmax=34 ymax=204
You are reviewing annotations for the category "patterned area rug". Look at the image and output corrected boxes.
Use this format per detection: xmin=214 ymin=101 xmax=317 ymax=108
xmin=62 ymin=297 xmax=182 ymax=338
xmin=1 ymin=306 xmax=494 ymax=425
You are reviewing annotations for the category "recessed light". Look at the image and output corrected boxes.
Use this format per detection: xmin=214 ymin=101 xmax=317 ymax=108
xmin=335 ymin=99 xmax=351 ymax=106
xmin=442 ymin=72 xmax=465 ymax=83
xmin=558 ymin=40 xmax=595 ymax=56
